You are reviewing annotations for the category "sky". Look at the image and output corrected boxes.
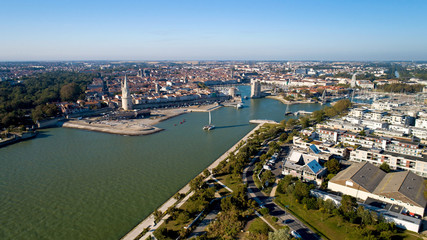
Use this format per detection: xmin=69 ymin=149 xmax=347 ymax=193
xmin=0 ymin=0 xmax=426 ymax=61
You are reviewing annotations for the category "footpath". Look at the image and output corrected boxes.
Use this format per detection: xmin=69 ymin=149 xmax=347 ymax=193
xmin=121 ymin=121 xmax=271 ymax=240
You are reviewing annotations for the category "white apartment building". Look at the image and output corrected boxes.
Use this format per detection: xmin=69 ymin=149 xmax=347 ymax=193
xmin=415 ymin=118 xmax=427 ymax=129
xmin=350 ymin=147 xmax=427 ymax=177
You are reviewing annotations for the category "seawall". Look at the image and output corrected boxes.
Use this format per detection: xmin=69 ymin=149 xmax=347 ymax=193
xmin=121 ymin=120 xmax=273 ymax=240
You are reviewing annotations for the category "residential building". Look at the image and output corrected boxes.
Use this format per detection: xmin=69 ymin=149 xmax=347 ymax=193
xmin=349 ymin=147 xmax=427 ymax=177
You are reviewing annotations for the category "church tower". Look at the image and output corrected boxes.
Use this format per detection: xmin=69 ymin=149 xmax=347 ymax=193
xmin=122 ymin=75 xmax=132 ymax=110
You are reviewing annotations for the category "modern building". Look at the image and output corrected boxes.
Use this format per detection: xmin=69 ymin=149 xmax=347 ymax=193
xmin=328 ymin=162 xmax=426 ymax=217
xmin=282 ymin=149 xmax=327 ymax=185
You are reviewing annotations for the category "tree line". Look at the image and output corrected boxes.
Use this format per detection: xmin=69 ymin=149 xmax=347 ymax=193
xmin=277 ymin=176 xmax=398 ymax=240
xmin=0 ymin=71 xmax=94 ymax=130
xmin=376 ymin=83 xmax=424 ymax=93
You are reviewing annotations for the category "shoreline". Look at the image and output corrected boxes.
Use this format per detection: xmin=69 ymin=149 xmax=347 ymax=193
xmin=121 ymin=120 xmax=272 ymax=240
xmin=62 ymin=104 xmax=223 ymax=136
xmin=266 ymin=95 xmax=317 ymax=105
xmin=62 ymin=108 xmax=187 ymax=136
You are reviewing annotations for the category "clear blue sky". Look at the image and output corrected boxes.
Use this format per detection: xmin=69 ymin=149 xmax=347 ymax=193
xmin=1 ymin=0 xmax=426 ymax=61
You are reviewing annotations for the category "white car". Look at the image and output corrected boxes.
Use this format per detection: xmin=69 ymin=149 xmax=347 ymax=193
xmin=291 ymin=230 xmax=302 ymax=239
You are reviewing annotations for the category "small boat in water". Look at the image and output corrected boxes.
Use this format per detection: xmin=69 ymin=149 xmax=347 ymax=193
xmin=203 ymin=111 xmax=215 ymax=131
xmin=236 ymin=103 xmax=243 ymax=109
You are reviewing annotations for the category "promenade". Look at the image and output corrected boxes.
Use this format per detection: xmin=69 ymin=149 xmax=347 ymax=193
xmin=63 ymin=109 xmax=186 ymax=136
xmin=121 ymin=120 xmax=273 ymax=240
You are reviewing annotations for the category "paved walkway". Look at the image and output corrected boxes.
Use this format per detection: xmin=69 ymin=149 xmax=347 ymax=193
xmin=255 ymin=210 xmax=277 ymax=231
xmin=210 ymin=176 xmax=233 ymax=193
xmin=270 ymin=179 xmax=280 ymax=197
xmin=121 ymin=121 xmax=270 ymax=240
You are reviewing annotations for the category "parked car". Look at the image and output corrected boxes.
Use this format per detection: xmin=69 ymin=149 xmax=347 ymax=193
xmin=282 ymin=219 xmax=293 ymax=224
xmin=291 ymin=230 xmax=302 ymax=239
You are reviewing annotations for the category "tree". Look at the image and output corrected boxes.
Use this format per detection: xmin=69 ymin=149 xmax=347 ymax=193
xmin=60 ymin=82 xmax=81 ymax=102
xmin=203 ymin=169 xmax=210 ymax=178
xmin=340 ymin=195 xmax=357 ymax=221
xmin=260 ymin=154 xmax=268 ymax=162
xmin=299 ymin=117 xmax=310 ymax=128
xmin=31 ymin=103 xmax=59 ymax=122
xmin=207 ymin=208 xmax=243 ymax=239
xmin=286 ymin=118 xmax=298 ymax=129
xmin=380 ymin=162 xmax=391 ymax=173
xmin=324 ymin=106 xmax=338 ymax=118
xmin=268 ymin=227 xmax=291 ymax=240
xmin=190 ymin=175 xmax=204 ymax=191
xmin=312 ymin=110 xmax=324 ymax=123
xmin=325 ymin=158 xmax=340 ymax=174
xmin=269 ymin=141 xmax=280 ymax=153
xmin=333 ymin=99 xmax=351 ymax=113
xmin=323 ymin=199 xmax=336 ymax=214
xmin=261 ymin=170 xmax=275 ymax=187
xmin=153 ymin=210 xmax=163 ymax=223
xmin=173 ymin=193 xmax=185 ymax=200
xmin=293 ymin=181 xmax=310 ymax=201
xmin=277 ymin=175 xmax=293 ymax=194
xmin=279 ymin=132 xmax=288 ymax=142
xmin=357 ymin=206 xmax=374 ymax=225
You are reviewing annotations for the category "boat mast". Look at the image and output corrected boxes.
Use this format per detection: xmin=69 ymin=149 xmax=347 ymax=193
xmin=351 ymin=89 xmax=355 ymax=102
xmin=322 ymin=90 xmax=326 ymax=104
xmin=209 ymin=111 xmax=212 ymax=125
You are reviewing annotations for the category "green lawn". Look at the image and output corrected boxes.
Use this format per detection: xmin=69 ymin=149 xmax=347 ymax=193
xmin=275 ymin=194 xmax=423 ymax=240
xmin=215 ymin=173 xmax=243 ymax=192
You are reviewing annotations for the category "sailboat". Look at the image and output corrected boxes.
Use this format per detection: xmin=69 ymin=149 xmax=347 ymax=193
xmin=351 ymin=89 xmax=355 ymax=102
xmin=236 ymin=96 xmax=244 ymax=109
xmin=203 ymin=111 xmax=215 ymax=131
xmin=284 ymin=104 xmax=292 ymax=115
xmin=320 ymin=90 xmax=326 ymax=105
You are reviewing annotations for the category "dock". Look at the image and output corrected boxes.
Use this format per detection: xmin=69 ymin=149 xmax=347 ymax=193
xmin=249 ymin=119 xmax=278 ymax=124
xmin=294 ymin=110 xmax=312 ymax=116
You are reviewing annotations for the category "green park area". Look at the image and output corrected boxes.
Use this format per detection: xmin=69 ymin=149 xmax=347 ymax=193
xmin=274 ymin=176 xmax=423 ymax=240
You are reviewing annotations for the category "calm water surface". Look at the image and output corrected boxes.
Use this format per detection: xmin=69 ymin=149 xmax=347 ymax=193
xmin=0 ymin=86 xmax=325 ymax=239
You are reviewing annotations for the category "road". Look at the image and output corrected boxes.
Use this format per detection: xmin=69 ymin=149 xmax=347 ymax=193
xmin=243 ymin=144 xmax=321 ymax=240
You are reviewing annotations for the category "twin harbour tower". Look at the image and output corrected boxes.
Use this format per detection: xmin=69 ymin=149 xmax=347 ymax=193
xmin=122 ymin=75 xmax=132 ymax=111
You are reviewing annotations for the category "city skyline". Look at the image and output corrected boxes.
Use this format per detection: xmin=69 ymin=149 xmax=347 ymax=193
xmin=1 ymin=0 xmax=427 ymax=61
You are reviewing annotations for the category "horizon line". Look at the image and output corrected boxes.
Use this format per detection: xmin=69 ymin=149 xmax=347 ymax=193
xmin=1 ymin=59 xmax=426 ymax=63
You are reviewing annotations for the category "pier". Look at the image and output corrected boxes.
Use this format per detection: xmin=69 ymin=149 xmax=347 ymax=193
xmin=249 ymin=119 xmax=278 ymax=124
xmin=294 ymin=110 xmax=312 ymax=116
